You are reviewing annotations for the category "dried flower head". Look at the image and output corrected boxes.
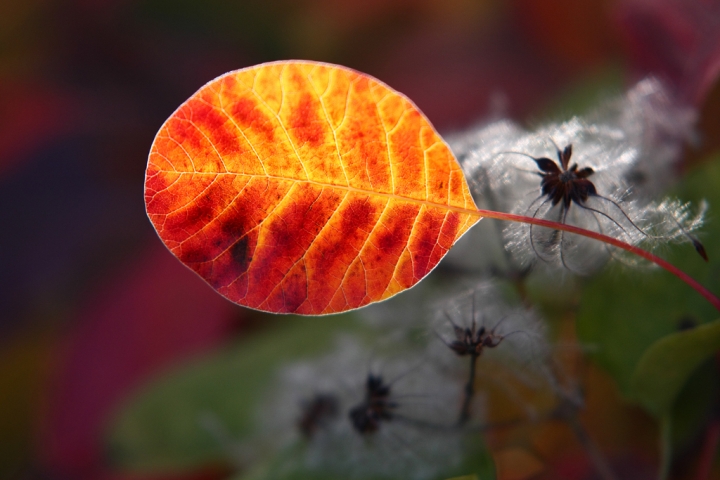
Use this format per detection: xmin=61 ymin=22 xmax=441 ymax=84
xmin=428 ymin=282 xmax=557 ymax=423
xmin=258 ymin=336 xmax=467 ymax=479
xmin=297 ymin=393 xmax=340 ymax=439
xmin=348 ymin=373 xmax=397 ymax=434
xmin=445 ymin=78 xmax=704 ymax=273
xmin=428 ymin=280 xmax=592 ymax=427
xmin=433 ymin=282 xmax=548 ymax=359
xmin=444 ymin=313 xmax=506 ymax=357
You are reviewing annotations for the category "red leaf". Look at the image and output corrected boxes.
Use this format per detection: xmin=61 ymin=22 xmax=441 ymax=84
xmin=145 ymin=61 xmax=479 ymax=314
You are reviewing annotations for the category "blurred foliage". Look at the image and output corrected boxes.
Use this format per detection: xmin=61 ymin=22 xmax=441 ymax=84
xmin=577 ymin=157 xmax=720 ymax=398
xmin=110 ymin=55 xmax=720 ymax=480
xmin=532 ymin=64 xmax=624 ymax=122
xmin=0 ymin=328 xmax=54 ymax=478
xmin=577 ymin=157 xmax=720 ymax=475
xmin=107 ymin=314 xmax=361 ymax=472
xmin=2 ymin=0 xmax=720 ymax=478
xmin=233 ymin=439 xmax=495 ymax=480
xmin=107 ymin=312 xmax=497 ymax=479
xmin=630 ymin=320 xmax=720 ymax=417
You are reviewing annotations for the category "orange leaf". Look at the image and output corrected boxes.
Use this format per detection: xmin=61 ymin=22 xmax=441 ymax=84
xmin=144 ymin=61 xmax=479 ymax=314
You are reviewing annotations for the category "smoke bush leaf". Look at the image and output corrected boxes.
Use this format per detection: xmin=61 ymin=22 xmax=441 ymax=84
xmin=144 ymin=61 xmax=478 ymax=314
xmin=629 ymin=320 xmax=720 ymax=417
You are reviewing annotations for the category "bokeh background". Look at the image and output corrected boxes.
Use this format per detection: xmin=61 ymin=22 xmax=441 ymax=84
xmin=3 ymin=1 xmax=720 ymax=479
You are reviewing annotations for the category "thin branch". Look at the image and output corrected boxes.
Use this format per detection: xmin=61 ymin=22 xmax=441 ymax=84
xmin=469 ymin=208 xmax=720 ymax=312
xmin=458 ymin=353 xmax=479 ymax=425
xmin=566 ymin=415 xmax=619 ymax=480
xmin=659 ymin=414 xmax=672 ymax=480
xmin=695 ymin=419 xmax=720 ymax=480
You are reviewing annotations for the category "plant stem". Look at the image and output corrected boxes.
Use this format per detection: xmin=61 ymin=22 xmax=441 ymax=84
xmin=659 ymin=414 xmax=672 ymax=480
xmin=696 ymin=419 xmax=720 ymax=480
xmin=458 ymin=353 xmax=479 ymax=425
xmin=566 ymin=415 xmax=619 ymax=480
xmin=472 ymin=208 xmax=720 ymax=312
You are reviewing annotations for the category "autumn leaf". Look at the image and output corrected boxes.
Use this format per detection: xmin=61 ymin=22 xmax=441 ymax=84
xmin=145 ymin=61 xmax=479 ymax=314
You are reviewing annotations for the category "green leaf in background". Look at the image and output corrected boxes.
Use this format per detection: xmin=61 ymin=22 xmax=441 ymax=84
xmin=106 ymin=314 xmax=362 ymax=473
xmin=668 ymin=357 xmax=720 ymax=449
xmin=629 ymin=320 xmax=720 ymax=417
xmin=577 ymin=156 xmax=720 ymax=398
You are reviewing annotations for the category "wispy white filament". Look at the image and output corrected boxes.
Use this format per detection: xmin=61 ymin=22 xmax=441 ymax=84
xmin=257 ymin=336 xmax=466 ymax=480
xmin=428 ymin=281 xmax=550 ymax=380
xmin=445 ymin=77 xmax=704 ymax=274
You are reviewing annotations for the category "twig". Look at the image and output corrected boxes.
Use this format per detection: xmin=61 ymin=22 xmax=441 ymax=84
xmin=468 ymin=208 xmax=720 ymax=312
xmin=659 ymin=414 xmax=672 ymax=480
xmin=695 ymin=419 xmax=720 ymax=480
xmin=566 ymin=415 xmax=619 ymax=480
xmin=458 ymin=353 xmax=479 ymax=425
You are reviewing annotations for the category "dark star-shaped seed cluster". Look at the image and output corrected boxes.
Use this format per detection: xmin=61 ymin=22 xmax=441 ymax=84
xmin=533 ymin=144 xmax=597 ymax=210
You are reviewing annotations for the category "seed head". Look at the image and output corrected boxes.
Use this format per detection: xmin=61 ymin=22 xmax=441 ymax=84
xmin=258 ymin=336 xmax=467 ymax=479
xmin=445 ymin=78 xmax=704 ymax=274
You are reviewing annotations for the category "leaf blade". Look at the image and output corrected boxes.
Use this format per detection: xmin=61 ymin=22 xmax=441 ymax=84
xmin=629 ymin=320 xmax=720 ymax=417
xmin=145 ymin=61 xmax=478 ymax=314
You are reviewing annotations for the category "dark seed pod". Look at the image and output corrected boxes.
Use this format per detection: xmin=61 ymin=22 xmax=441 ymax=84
xmin=298 ymin=393 xmax=340 ymax=438
xmin=349 ymin=374 xmax=397 ymax=434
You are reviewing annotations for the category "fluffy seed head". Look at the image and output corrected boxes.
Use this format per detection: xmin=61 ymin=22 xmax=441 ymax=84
xmin=257 ymin=336 xmax=467 ymax=480
xmin=445 ymin=78 xmax=703 ymax=274
xmin=429 ymin=281 xmax=550 ymax=378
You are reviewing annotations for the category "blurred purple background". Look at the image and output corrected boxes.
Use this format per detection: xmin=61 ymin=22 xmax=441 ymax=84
xmin=2 ymin=1 xmax=720 ymax=479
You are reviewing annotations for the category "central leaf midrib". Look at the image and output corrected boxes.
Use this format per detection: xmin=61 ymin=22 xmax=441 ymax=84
xmin=167 ymin=170 xmax=482 ymax=219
